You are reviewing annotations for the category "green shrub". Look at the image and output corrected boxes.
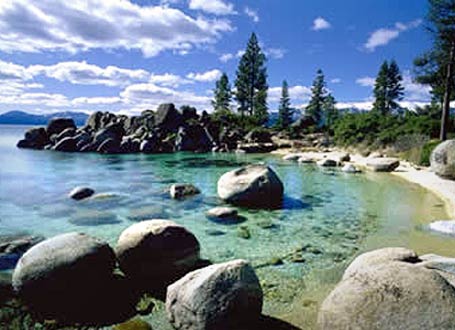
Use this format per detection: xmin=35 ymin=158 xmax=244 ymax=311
xmin=419 ymin=139 xmax=440 ymax=166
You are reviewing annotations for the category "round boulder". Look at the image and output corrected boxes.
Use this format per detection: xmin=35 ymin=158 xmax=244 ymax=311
xmin=12 ymin=232 xmax=136 ymax=324
xmin=68 ymin=186 xmax=95 ymax=200
xmin=170 ymin=183 xmax=201 ymax=199
xmin=217 ymin=164 xmax=284 ymax=208
xmin=166 ymin=259 xmax=263 ymax=330
xmin=366 ymin=157 xmax=400 ymax=172
xmin=46 ymin=118 xmax=76 ymax=137
xmin=431 ymin=140 xmax=455 ymax=179
xmin=318 ymin=247 xmax=455 ymax=330
xmin=116 ymin=220 xmax=200 ymax=290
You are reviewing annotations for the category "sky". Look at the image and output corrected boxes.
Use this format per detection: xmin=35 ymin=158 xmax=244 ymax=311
xmin=0 ymin=0 xmax=438 ymax=115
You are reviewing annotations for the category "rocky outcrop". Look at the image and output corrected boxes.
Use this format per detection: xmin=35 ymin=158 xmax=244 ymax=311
xmin=366 ymin=157 xmax=400 ymax=172
xmin=217 ymin=164 xmax=284 ymax=208
xmin=16 ymin=127 xmax=49 ymax=149
xmin=12 ymin=232 xmax=138 ymax=325
xmin=115 ymin=220 xmax=200 ymax=291
xmin=169 ymin=184 xmax=201 ymax=199
xmin=318 ymin=247 xmax=455 ymax=330
xmin=166 ymin=259 xmax=263 ymax=330
xmin=431 ymin=140 xmax=455 ymax=179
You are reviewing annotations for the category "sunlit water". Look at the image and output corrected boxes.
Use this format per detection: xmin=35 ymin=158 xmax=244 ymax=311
xmin=0 ymin=125 xmax=453 ymax=329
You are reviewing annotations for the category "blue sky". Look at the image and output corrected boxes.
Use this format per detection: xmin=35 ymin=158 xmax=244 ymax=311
xmin=0 ymin=0 xmax=436 ymax=114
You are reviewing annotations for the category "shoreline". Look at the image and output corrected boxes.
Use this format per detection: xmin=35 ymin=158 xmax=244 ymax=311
xmin=273 ymin=148 xmax=455 ymax=219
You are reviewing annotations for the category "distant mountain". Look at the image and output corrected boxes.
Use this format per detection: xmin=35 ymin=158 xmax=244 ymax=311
xmin=0 ymin=110 xmax=89 ymax=126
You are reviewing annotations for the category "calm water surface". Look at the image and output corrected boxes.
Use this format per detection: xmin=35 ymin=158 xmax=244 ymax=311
xmin=0 ymin=125 xmax=453 ymax=329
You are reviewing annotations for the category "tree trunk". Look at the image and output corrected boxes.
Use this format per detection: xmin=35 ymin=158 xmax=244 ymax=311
xmin=440 ymin=41 xmax=455 ymax=141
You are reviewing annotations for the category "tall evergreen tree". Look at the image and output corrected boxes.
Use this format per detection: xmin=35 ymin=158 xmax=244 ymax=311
xmin=372 ymin=61 xmax=389 ymax=114
xmin=414 ymin=0 xmax=455 ymax=140
xmin=276 ymin=80 xmax=293 ymax=129
xmin=235 ymin=33 xmax=269 ymax=124
xmin=372 ymin=60 xmax=404 ymax=115
xmin=212 ymin=73 xmax=232 ymax=113
xmin=306 ymin=69 xmax=327 ymax=126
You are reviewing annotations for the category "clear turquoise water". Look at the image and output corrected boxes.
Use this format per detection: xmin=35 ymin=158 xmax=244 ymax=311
xmin=0 ymin=125 xmax=451 ymax=328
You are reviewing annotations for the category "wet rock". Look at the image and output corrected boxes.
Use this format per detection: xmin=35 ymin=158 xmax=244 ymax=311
xmin=46 ymin=118 xmax=76 ymax=136
xmin=97 ymin=137 xmax=121 ymax=154
xmin=53 ymin=136 xmax=78 ymax=152
xmin=366 ymin=157 xmax=400 ymax=172
xmin=256 ymin=219 xmax=276 ymax=229
xmin=127 ymin=205 xmax=169 ymax=222
xmin=17 ymin=127 xmax=49 ymax=149
xmin=217 ymin=164 xmax=284 ymax=208
xmin=318 ymin=247 xmax=455 ymax=330
xmin=237 ymin=225 xmax=251 ymax=239
xmin=93 ymin=122 xmax=124 ymax=148
xmin=13 ymin=233 xmax=136 ymax=324
xmin=282 ymin=154 xmax=301 ymax=161
xmin=431 ymin=140 xmax=455 ymax=179
xmin=116 ymin=220 xmax=200 ymax=291
xmin=54 ymin=127 xmax=76 ymax=142
xmin=205 ymin=229 xmax=226 ymax=236
xmin=68 ymin=186 xmax=95 ymax=200
xmin=0 ymin=234 xmax=44 ymax=270
xmin=317 ymin=159 xmax=337 ymax=167
xmin=341 ymin=163 xmax=360 ymax=173
xmin=140 ymin=135 xmax=159 ymax=153
xmin=69 ymin=210 xmax=120 ymax=226
xmin=170 ymin=183 xmax=201 ymax=199
xmin=166 ymin=259 xmax=263 ymax=330
xmin=206 ymin=207 xmax=238 ymax=220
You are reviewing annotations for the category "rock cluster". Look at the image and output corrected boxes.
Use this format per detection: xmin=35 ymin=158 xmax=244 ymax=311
xmin=17 ymin=103 xmax=277 ymax=154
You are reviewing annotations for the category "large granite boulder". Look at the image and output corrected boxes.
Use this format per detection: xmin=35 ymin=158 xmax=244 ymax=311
xmin=217 ymin=164 xmax=284 ymax=208
xmin=12 ymin=232 xmax=137 ymax=324
xmin=53 ymin=137 xmax=78 ymax=152
xmin=169 ymin=183 xmax=201 ymax=199
xmin=318 ymin=247 xmax=455 ymax=330
xmin=116 ymin=220 xmax=200 ymax=290
xmin=93 ymin=122 xmax=125 ymax=148
xmin=431 ymin=140 xmax=455 ymax=179
xmin=166 ymin=259 xmax=263 ymax=330
xmin=175 ymin=125 xmax=213 ymax=152
xmin=154 ymin=103 xmax=183 ymax=132
xmin=366 ymin=157 xmax=400 ymax=172
xmin=46 ymin=118 xmax=76 ymax=136
xmin=16 ymin=127 xmax=49 ymax=149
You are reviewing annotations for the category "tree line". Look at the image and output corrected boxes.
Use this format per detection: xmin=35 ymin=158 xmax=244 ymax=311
xmin=212 ymin=0 xmax=455 ymax=142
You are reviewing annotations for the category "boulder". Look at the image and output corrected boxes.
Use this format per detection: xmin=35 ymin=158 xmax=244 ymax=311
xmin=244 ymin=129 xmax=272 ymax=143
xmin=12 ymin=233 xmax=136 ymax=324
xmin=170 ymin=183 xmax=201 ymax=199
xmin=54 ymin=127 xmax=76 ymax=142
xmin=68 ymin=186 xmax=95 ymax=200
xmin=69 ymin=210 xmax=120 ymax=226
xmin=46 ymin=118 xmax=76 ymax=136
xmin=175 ymin=125 xmax=213 ymax=152
xmin=17 ymin=127 xmax=49 ymax=149
xmin=341 ymin=163 xmax=360 ymax=173
xmin=217 ymin=164 xmax=284 ymax=208
xmin=298 ymin=156 xmax=314 ymax=164
xmin=317 ymin=159 xmax=338 ymax=167
xmin=0 ymin=234 xmax=44 ymax=270
xmin=431 ymin=140 xmax=455 ymax=179
xmin=116 ymin=220 xmax=200 ymax=290
xmin=97 ymin=138 xmax=120 ymax=154
xmin=93 ymin=122 xmax=124 ymax=148
xmin=366 ymin=157 xmax=400 ymax=172
xmin=154 ymin=103 xmax=183 ymax=132
xmin=53 ymin=137 xmax=78 ymax=152
xmin=318 ymin=247 xmax=455 ymax=330
xmin=140 ymin=136 xmax=159 ymax=154
xmin=282 ymin=154 xmax=301 ymax=161
xmin=120 ymin=137 xmax=140 ymax=153
xmin=205 ymin=207 xmax=238 ymax=220
xmin=166 ymin=259 xmax=263 ymax=330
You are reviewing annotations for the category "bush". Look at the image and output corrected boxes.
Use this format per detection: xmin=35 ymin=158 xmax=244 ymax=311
xmin=419 ymin=139 xmax=440 ymax=166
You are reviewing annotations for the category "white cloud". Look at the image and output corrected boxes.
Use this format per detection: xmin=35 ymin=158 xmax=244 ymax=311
xmin=149 ymin=73 xmax=192 ymax=87
xmin=312 ymin=17 xmax=331 ymax=31
xmin=244 ymin=7 xmax=259 ymax=23
xmin=188 ymin=0 xmax=235 ymax=15
xmin=71 ymin=96 xmax=123 ymax=106
xmin=330 ymin=78 xmax=341 ymax=84
xmin=356 ymin=76 xmax=376 ymax=87
xmin=0 ymin=0 xmax=233 ymax=57
xmin=364 ymin=19 xmax=422 ymax=52
xmin=186 ymin=69 xmax=222 ymax=82
xmin=336 ymin=101 xmax=373 ymax=111
xmin=0 ymin=60 xmax=34 ymax=81
xmin=219 ymin=53 xmax=234 ymax=62
xmin=28 ymin=61 xmax=150 ymax=87
xmin=268 ymin=85 xmax=312 ymax=105
xmin=265 ymin=48 xmax=286 ymax=59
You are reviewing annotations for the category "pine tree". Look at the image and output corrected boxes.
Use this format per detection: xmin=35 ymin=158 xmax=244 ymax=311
xmin=323 ymin=93 xmax=338 ymax=132
xmin=372 ymin=61 xmax=389 ymax=114
xmin=277 ymin=80 xmax=293 ymax=129
xmin=372 ymin=60 xmax=404 ymax=115
xmin=306 ymin=69 xmax=327 ymax=127
xmin=387 ymin=60 xmax=405 ymax=112
xmin=212 ymin=73 xmax=232 ymax=113
xmin=235 ymin=33 xmax=269 ymax=124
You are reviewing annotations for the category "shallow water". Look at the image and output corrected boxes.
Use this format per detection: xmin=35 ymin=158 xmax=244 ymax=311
xmin=0 ymin=125 xmax=453 ymax=329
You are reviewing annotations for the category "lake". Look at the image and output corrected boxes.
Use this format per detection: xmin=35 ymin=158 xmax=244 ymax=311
xmin=0 ymin=124 xmax=453 ymax=329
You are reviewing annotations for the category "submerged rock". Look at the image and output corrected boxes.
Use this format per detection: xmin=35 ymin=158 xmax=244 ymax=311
xmin=169 ymin=183 xmax=201 ymax=199
xmin=116 ymin=220 xmax=200 ymax=291
xmin=217 ymin=164 xmax=284 ymax=208
xmin=206 ymin=207 xmax=238 ymax=220
xmin=318 ymin=247 xmax=455 ymax=330
xmin=127 ymin=205 xmax=169 ymax=222
xmin=366 ymin=157 xmax=400 ymax=172
xmin=69 ymin=210 xmax=120 ymax=226
xmin=166 ymin=259 xmax=263 ymax=330
xmin=0 ymin=234 xmax=44 ymax=270
xmin=431 ymin=140 xmax=455 ymax=179
xmin=68 ymin=186 xmax=95 ymax=200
